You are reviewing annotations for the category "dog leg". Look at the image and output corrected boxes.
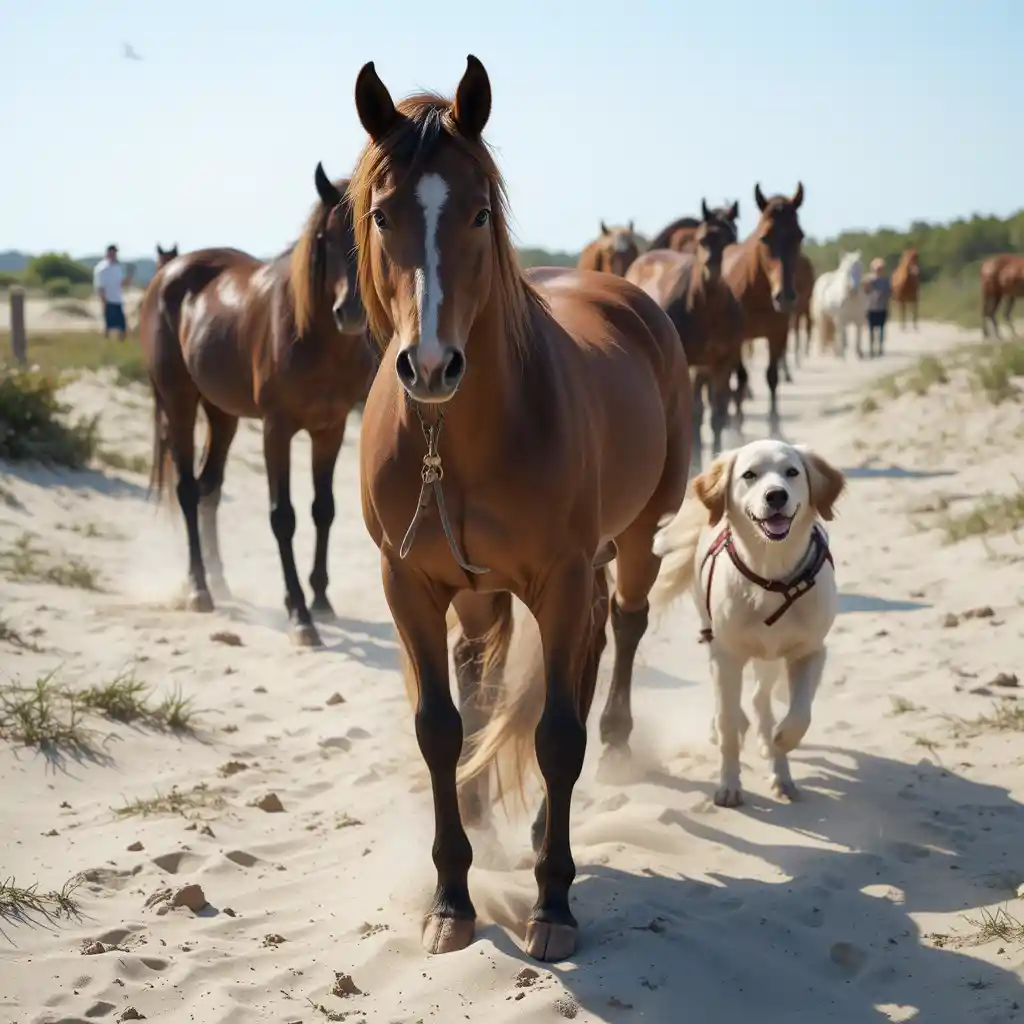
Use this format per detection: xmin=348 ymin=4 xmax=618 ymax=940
xmin=710 ymin=650 xmax=747 ymax=807
xmin=752 ymin=659 xmax=799 ymax=800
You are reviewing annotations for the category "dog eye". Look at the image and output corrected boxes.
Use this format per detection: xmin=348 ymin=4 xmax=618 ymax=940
xmin=785 ymin=467 xmax=800 ymax=478
xmin=741 ymin=470 xmax=757 ymax=481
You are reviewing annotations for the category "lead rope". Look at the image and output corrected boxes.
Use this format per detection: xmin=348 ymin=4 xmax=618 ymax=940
xmin=398 ymin=402 xmax=490 ymax=575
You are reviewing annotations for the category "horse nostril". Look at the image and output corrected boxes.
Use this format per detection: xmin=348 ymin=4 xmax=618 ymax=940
xmin=765 ymin=488 xmax=788 ymax=510
xmin=395 ymin=348 xmax=417 ymax=387
xmin=442 ymin=348 xmax=466 ymax=389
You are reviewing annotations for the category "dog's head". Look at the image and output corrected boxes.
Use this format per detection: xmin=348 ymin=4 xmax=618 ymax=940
xmin=694 ymin=439 xmax=846 ymax=544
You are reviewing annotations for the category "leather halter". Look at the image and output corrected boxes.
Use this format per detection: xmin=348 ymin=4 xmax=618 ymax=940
xmin=698 ymin=524 xmax=833 ymax=643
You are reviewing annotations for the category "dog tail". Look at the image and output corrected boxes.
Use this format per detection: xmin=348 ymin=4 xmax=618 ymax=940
xmin=649 ymin=491 xmax=706 ymax=610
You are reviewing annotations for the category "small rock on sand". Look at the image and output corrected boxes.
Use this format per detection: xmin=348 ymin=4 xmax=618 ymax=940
xmin=325 ymin=692 xmax=346 ymax=706
xmin=127 ymin=840 xmax=144 ymax=852
xmin=515 ymin=967 xmax=541 ymax=988
xmin=210 ymin=630 xmax=244 ymax=647
xmin=117 ymin=1009 xmax=146 ymax=1021
xmin=331 ymin=972 xmax=364 ymax=997
xmin=262 ymin=933 xmax=286 ymax=947
xmin=219 ymin=760 xmax=249 ymax=777
xmin=253 ymin=793 xmax=285 ymax=813
xmin=171 ymin=883 xmax=208 ymax=913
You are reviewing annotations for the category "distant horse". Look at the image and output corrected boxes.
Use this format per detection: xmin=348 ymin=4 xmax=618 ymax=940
xmin=649 ymin=200 xmax=739 ymax=253
xmin=788 ymin=253 xmax=816 ymax=369
xmin=891 ymin=247 xmax=920 ymax=330
xmin=980 ymin=253 xmax=1024 ymax=338
xmin=810 ymin=250 xmax=866 ymax=359
xmin=626 ymin=199 xmax=743 ymax=470
xmin=156 ymin=244 xmax=179 ymax=269
xmin=577 ymin=220 xmax=641 ymax=276
xmin=725 ymin=183 xmax=806 ymax=435
xmin=139 ymin=165 xmax=376 ymax=646
xmin=350 ymin=56 xmax=692 ymax=962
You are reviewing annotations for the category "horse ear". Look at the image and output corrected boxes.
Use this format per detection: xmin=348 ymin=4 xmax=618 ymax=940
xmin=314 ymin=162 xmax=343 ymax=209
xmin=452 ymin=54 xmax=492 ymax=140
xmin=701 ymin=198 xmax=711 ymax=221
xmin=728 ymin=200 xmax=739 ymax=221
xmin=628 ymin=219 xmax=635 ymax=234
xmin=355 ymin=61 xmax=399 ymax=141
xmin=754 ymin=183 xmax=768 ymax=213
xmin=600 ymin=220 xmax=610 ymax=236
xmin=792 ymin=182 xmax=805 ymax=209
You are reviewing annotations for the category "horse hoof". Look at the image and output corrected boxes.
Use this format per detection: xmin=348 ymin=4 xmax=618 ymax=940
xmin=290 ymin=622 xmax=322 ymax=648
xmin=310 ymin=598 xmax=336 ymax=623
xmin=186 ymin=589 xmax=214 ymax=613
xmin=525 ymin=920 xmax=578 ymax=962
xmin=422 ymin=914 xmax=475 ymax=955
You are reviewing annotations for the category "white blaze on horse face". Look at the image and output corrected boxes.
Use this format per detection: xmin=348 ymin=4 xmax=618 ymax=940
xmin=413 ymin=172 xmax=449 ymax=374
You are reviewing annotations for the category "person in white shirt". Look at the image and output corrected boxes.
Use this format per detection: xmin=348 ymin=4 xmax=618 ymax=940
xmin=93 ymin=244 xmax=133 ymax=340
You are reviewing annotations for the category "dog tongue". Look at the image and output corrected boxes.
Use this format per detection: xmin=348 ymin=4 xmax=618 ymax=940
xmin=763 ymin=514 xmax=790 ymax=537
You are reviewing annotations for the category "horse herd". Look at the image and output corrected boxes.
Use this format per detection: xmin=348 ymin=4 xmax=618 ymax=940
xmin=135 ymin=55 xmax=1021 ymax=964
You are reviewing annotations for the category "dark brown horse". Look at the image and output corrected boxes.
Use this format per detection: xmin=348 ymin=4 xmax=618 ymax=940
xmin=155 ymin=243 xmax=179 ymax=269
xmin=981 ymin=254 xmax=1024 ymax=337
xmin=725 ymin=183 xmax=806 ymax=434
xmin=891 ymin=247 xmax=920 ymax=331
xmin=626 ymin=199 xmax=743 ymax=469
xmin=138 ymin=165 xmax=376 ymax=646
xmin=788 ymin=252 xmax=816 ymax=369
xmin=351 ymin=56 xmax=692 ymax=962
xmin=576 ymin=221 xmax=640 ymax=276
xmin=649 ymin=201 xmax=739 ymax=253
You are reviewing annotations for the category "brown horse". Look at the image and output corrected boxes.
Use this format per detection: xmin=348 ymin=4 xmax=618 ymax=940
xmin=981 ymin=253 xmax=1024 ymax=338
xmin=788 ymin=252 xmax=816 ymax=369
xmin=155 ymin=243 xmax=179 ymax=268
xmin=351 ymin=56 xmax=692 ymax=962
xmin=138 ymin=165 xmax=376 ymax=646
xmin=891 ymin=247 xmax=920 ymax=330
xmin=649 ymin=201 xmax=740 ymax=253
xmin=577 ymin=220 xmax=640 ymax=276
xmin=626 ymin=199 xmax=743 ymax=469
xmin=725 ymin=183 xmax=806 ymax=434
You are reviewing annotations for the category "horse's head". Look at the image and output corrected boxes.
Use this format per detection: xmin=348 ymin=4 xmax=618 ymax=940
xmin=596 ymin=220 xmax=640 ymax=277
xmin=906 ymin=247 xmax=920 ymax=274
xmin=351 ymin=55 xmax=529 ymax=405
xmin=752 ymin=182 xmax=805 ymax=312
xmin=156 ymin=243 xmax=178 ymax=268
xmin=311 ymin=164 xmax=366 ymax=335
xmin=694 ymin=199 xmax=736 ymax=282
xmin=841 ymin=250 xmax=863 ymax=292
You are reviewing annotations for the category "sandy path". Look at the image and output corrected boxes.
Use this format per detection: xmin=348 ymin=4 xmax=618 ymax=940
xmin=1 ymin=321 xmax=1023 ymax=1024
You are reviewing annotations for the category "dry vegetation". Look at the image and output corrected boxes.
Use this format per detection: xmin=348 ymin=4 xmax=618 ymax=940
xmin=0 ymin=532 xmax=104 ymax=590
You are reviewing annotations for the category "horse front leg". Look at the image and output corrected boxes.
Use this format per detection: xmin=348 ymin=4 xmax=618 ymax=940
xmin=308 ymin=423 xmax=346 ymax=621
xmin=264 ymin=416 xmax=319 ymax=646
xmin=766 ymin=343 xmax=782 ymax=435
xmin=384 ymin=558 xmax=474 ymax=954
xmin=709 ymin=368 xmax=731 ymax=457
xmin=527 ymin=554 xmax=596 ymax=962
xmin=689 ymin=374 xmax=705 ymax=475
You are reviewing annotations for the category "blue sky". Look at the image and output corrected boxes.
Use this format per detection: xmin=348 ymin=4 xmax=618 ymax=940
xmin=2 ymin=0 xmax=1020 ymax=259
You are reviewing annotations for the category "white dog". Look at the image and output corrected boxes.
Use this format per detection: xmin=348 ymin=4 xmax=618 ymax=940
xmin=650 ymin=439 xmax=846 ymax=807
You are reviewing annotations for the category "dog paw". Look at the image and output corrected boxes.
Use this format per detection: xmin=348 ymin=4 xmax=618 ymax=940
xmin=771 ymin=776 xmax=800 ymax=801
xmin=773 ymin=713 xmax=810 ymax=754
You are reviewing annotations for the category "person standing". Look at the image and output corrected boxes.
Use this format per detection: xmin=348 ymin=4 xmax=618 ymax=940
xmin=863 ymin=256 xmax=892 ymax=358
xmin=93 ymin=244 xmax=133 ymax=341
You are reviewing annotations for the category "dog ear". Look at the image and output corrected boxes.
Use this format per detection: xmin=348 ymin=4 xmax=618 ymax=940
xmin=693 ymin=451 xmax=735 ymax=526
xmin=795 ymin=445 xmax=846 ymax=521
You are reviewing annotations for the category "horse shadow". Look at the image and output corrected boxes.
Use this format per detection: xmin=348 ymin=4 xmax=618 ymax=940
xmin=480 ymin=746 xmax=1024 ymax=1022
xmin=0 ymin=461 xmax=149 ymax=501
xmin=841 ymin=465 xmax=957 ymax=482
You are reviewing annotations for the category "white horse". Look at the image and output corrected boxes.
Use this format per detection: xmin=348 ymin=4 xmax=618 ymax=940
xmin=810 ymin=251 xmax=867 ymax=358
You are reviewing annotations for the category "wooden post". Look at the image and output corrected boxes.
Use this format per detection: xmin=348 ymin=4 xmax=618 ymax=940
xmin=9 ymin=286 xmax=27 ymax=366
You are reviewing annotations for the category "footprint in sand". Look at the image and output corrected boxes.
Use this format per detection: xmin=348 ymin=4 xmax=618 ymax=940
xmin=829 ymin=941 xmax=868 ymax=977
xmin=151 ymin=851 xmax=205 ymax=875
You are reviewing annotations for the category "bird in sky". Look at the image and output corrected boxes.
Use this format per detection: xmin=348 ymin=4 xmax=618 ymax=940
xmin=122 ymin=42 xmax=143 ymax=61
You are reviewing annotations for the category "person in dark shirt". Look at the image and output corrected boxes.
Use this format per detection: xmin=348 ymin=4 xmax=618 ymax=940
xmin=863 ymin=257 xmax=892 ymax=358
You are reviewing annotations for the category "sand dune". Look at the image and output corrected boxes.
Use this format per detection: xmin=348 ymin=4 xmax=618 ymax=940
xmin=2 ymin=320 xmax=1023 ymax=1023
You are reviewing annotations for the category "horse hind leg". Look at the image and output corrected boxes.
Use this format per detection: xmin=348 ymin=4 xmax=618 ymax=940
xmin=766 ymin=336 xmax=784 ymax=436
xmin=709 ymin=369 xmax=731 ymax=457
xmin=689 ymin=375 xmax=705 ymax=475
xmin=451 ymin=591 xmax=514 ymax=829
xmin=308 ymin=424 xmax=347 ymax=621
xmin=197 ymin=400 xmax=238 ymax=602
xmin=1005 ymin=296 xmax=1017 ymax=336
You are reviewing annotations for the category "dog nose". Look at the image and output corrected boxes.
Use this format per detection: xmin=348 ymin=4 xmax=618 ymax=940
xmin=764 ymin=488 xmax=788 ymax=511
xmin=395 ymin=343 xmax=466 ymax=401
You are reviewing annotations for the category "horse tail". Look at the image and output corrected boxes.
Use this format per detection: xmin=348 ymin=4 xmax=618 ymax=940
xmin=147 ymin=383 xmax=175 ymax=506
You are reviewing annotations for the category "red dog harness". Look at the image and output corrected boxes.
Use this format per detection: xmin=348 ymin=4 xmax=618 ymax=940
xmin=698 ymin=524 xmax=834 ymax=643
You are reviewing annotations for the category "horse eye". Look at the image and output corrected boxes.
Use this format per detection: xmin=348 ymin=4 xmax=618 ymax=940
xmin=785 ymin=467 xmax=800 ymax=478
xmin=371 ymin=209 xmax=388 ymax=230
xmin=741 ymin=470 xmax=757 ymax=481
xmin=473 ymin=208 xmax=491 ymax=228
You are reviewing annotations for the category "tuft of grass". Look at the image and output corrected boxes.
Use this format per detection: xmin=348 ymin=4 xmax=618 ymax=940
xmin=889 ymin=696 xmax=920 ymax=715
xmin=0 ymin=616 xmax=44 ymax=653
xmin=0 ymin=671 xmax=93 ymax=748
xmin=0 ymin=370 xmax=99 ymax=467
xmin=0 ymin=875 xmax=82 ymax=920
xmin=95 ymin=448 xmax=149 ymax=475
xmin=940 ymin=485 xmax=1024 ymax=544
xmin=962 ymin=905 xmax=1024 ymax=947
xmin=904 ymin=355 xmax=949 ymax=396
xmin=114 ymin=783 xmax=223 ymax=818
xmin=944 ymin=700 xmax=1024 ymax=739
xmin=0 ymin=330 xmax=147 ymax=385
xmin=969 ymin=339 xmax=1024 ymax=404
xmin=0 ymin=532 xmax=104 ymax=591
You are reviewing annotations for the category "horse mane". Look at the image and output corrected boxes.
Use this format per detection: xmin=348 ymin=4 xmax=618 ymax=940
xmin=649 ymin=217 xmax=701 ymax=251
xmin=289 ymin=176 xmax=352 ymax=337
xmin=350 ymin=92 xmax=541 ymax=359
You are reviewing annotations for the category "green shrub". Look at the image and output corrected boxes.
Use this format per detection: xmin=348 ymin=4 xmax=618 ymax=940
xmin=25 ymin=253 xmax=92 ymax=287
xmin=43 ymin=277 xmax=73 ymax=298
xmin=0 ymin=370 xmax=98 ymax=468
